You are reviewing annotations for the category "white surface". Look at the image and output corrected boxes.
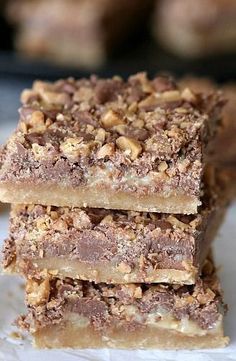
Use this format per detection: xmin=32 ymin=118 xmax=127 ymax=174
xmin=0 ymin=204 xmax=236 ymax=361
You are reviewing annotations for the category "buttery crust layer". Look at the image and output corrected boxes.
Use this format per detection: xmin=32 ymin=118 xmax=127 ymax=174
xmin=0 ymin=73 xmax=223 ymax=213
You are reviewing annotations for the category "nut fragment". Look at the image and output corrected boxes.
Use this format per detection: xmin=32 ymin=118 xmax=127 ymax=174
xmin=32 ymin=143 xmax=45 ymax=160
xmin=73 ymin=87 xmax=93 ymax=102
xmin=158 ymin=161 xmax=168 ymax=172
xmin=29 ymin=110 xmax=45 ymax=128
xmin=40 ymin=90 xmax=70 ymax=105
xmin=101 ymin=109 xmax=125 ymax=128
xmin=60 ymin=137 xmax=83 ymax=159
xmin=167 ymin=215 xmax=190 ymax=230
xmin=162 ymin=90 xmax=181 ymax=102
xmin=26 ymin=278 xmax=50 ymax=306
xmin=181 ymin=88 xmax=197 ymax=103
xmin=53 ymin=219 xmax=68 ymax=232
xmin=196 ymin=288 xmax=215 ymax=305
xmin=123 ymin=284 xmax=142 ymax=298
xmin=95 ymin=128 xmax=106 ymax=143
xmin=100 ymin=214 xmax=113 ymax=225
xmin=117 ymin=262 xmax=132 ymax=274
xmin=36 ymin=216 xmax=51 ymax=231
xmin=116 ymin=136 xmax=142 ymax=160
xmin=97 ymin=143 xmax=115 ymax=159
xmin=21 ymin=89 xmax=38 ymax=104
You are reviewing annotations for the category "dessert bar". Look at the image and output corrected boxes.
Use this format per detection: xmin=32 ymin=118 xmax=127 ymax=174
xmin=6 ymin=0 xmax=153 ymax=69
xmin=3 ymin=193 xmax=225 ymax=284
xmin=154 ymin=0 xmax=236 ymax=58
xmin=0 ymin=74 xmax=223 ymax=214
xmin=17 ymin=256 xmax=229 ymax=349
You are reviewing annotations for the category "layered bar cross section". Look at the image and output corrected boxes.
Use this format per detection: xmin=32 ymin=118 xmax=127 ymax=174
xmin=17 ymin=257 xmax=228 ymax=349
xmin=3 ymin=192 xmax=225 ymax=284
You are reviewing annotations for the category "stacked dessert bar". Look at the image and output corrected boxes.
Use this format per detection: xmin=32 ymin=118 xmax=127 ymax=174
xmin=5 ymin=0 xmax=153 ymax=69
xmin=0 ymin=73 xmax=230 ymax=349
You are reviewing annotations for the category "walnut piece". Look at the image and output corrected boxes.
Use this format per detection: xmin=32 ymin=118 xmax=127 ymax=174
xmin=60 ymin=137 xmax=83 ymax=159
xmin=101 ymin=109 xmax=125 ymax=129
xmin=116 ymin=136 xmax=142 ymax=160
xmin=26 ymin=278 xmax=50 ymax=306
xmin=167 ymin=215 xmax=190 ymax=230
xmin=97 ymin=143 xmax=115 ymax=159
xmin=40 ymin=90 xmax=70 ymax=105
xmin=181 ymin=88 xmax=197 ymax=103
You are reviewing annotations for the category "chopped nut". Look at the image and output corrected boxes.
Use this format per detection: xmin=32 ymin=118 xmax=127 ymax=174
xmin=112 ymin=124 xmax=127 ymax=135
xmin=134 ymin=286 xmax=142 ymax=298
xmin=101 ymin=109 xmax=125 ymax=128
xmin=167 ymin=215 xmax=190 ymax=230
xmin=196 ymin=288 xmax=215 ymax=304
xmin=32 ymin=143 xmax=45 ymax=160
xmin=72 ymin=211 xmax=92 ymax=230
xmin=117 ymin=262 xmax=132 ymax=274
xmin=162 ymin=90 xmax=181 ymax=102
xmin=97 ymin=143 xmax=115 ymax=159
xmin=21 ymin=89 xmax=38 ymax=104
xmin=128 ymin=102 xmax=138 ymax=113
xmin=19 ymin=121 xmax=28 ymax=133
xmin=181 ymin=88 xmax=197 ymax=103
xmin=53 ymin=219 xmax=68 ymax=232
xmin=56 ymin=113 xmax=64 ymax=121
xmin=132 ymin=118 xmax=144 ymax=128
xmin=95 ymin=128 xmax=106 ymax=143
xmin=26 ymin=278 xmax=50 ymax=306
xmin=158 ymin=161 xmax=168 ymax=172
xmin=100 ymin=214 xmax=113 ymax=224
xmin=40 ymin=91 xmax=70 ymax=105
xmin=73 ymin=87 xmax=93 ymax=102
xmin=60 ymin=137 xmax=83 ymax=159
xmin=33 ymin=80 xmax=52 ymax=92
xmin=50 ymin=211 xmax=59 ymax=220
xmin=138 ymin=94 xmax=161 ymax=109
xmin=123 ymin=284 xmax=142 ymax=298
xmin=29 ymin=111 xmax=45 ymax=128
xmin=177 ymin=159 xmax=190 ymax=173
xmin=86 ymin=124 xmax=94 ymax=133
xmin=116 ymin=136 xmax=142 ymax=160
xmin=36 ymin=216 xmax=51 ymax=231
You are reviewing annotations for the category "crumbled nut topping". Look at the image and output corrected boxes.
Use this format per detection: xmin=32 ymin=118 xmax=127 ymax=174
xmin=116 ymin=136 xmax=142 ymax=160
xmin=26 ymin=278 xmax=50 ymax=306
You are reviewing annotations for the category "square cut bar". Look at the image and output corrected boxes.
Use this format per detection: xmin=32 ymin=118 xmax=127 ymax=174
xmin=0 ymin=73 xmax=223 ymax=213
xmin=17 ymin=256 xmax=229 ymax=349
xmin=154 ymin=0 xmax=236 ymax=58
xmin=3 ymin=191 xmax=225 ymax=284
xmin=6 ymin=0 xmax=153 ymax=69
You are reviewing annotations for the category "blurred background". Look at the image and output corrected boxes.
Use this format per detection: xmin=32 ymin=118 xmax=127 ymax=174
xmin=0 ymin=0 xmax=236 ymax=141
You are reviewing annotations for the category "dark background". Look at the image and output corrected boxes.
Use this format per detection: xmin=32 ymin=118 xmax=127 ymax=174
xmin=0 ymin=16 xmax=236 ymax=130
